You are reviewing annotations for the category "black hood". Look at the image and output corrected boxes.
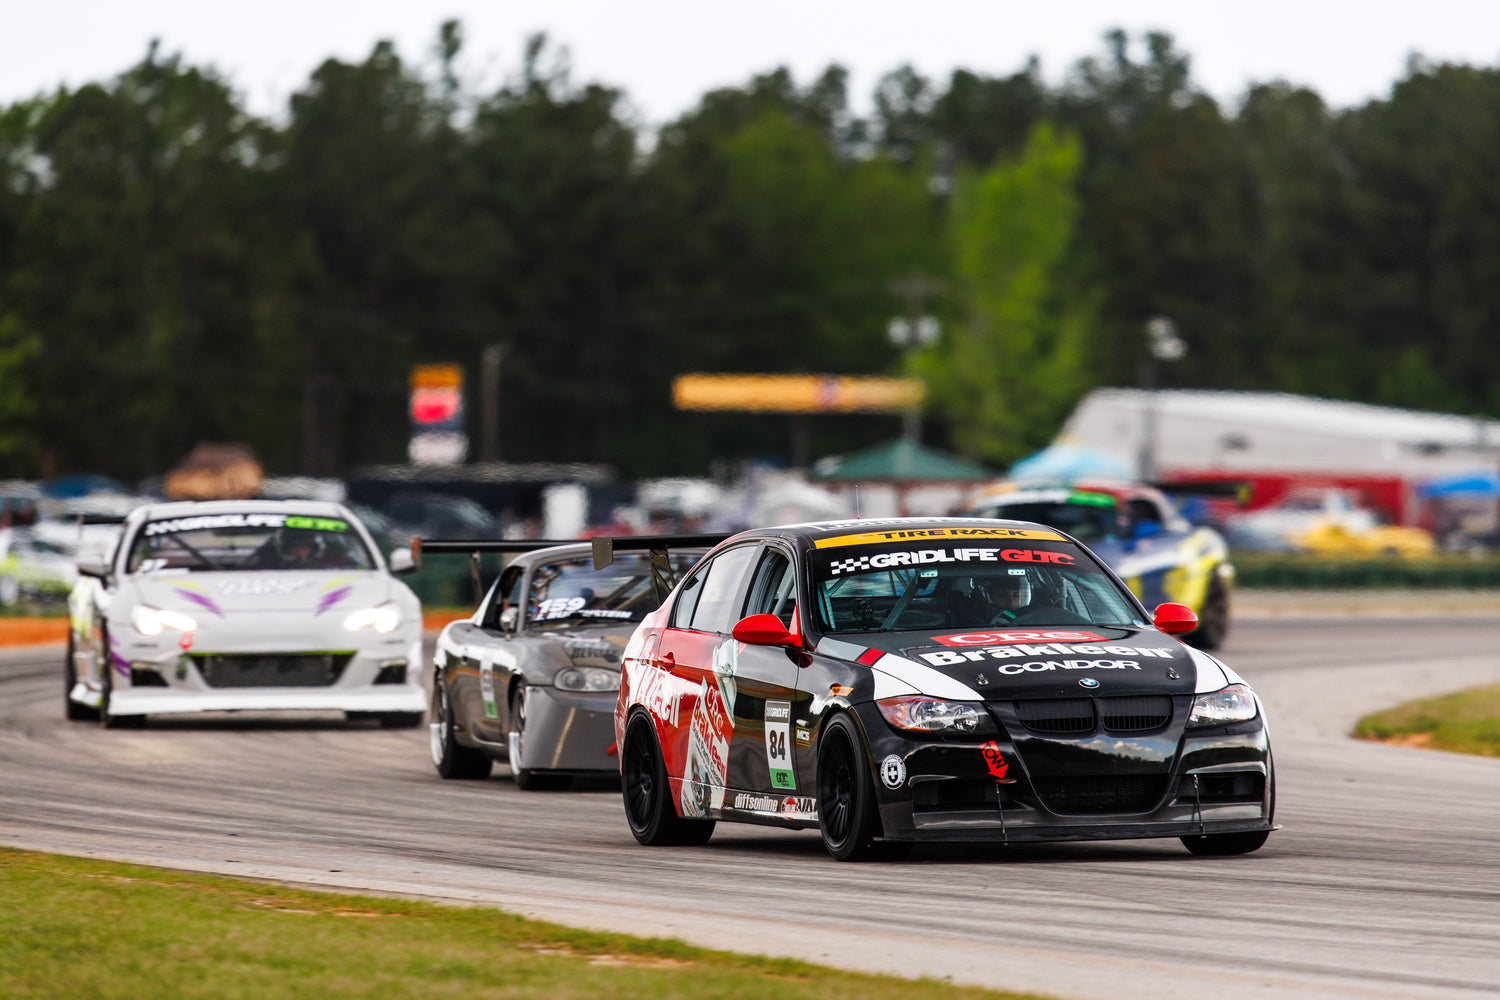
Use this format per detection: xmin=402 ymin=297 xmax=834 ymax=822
xmin=832 ymin=625 xmax=1196 ymax=700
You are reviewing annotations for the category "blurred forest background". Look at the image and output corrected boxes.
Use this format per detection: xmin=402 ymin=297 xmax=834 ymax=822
xmin=3 ymin=24 xmax=1498 ymax=481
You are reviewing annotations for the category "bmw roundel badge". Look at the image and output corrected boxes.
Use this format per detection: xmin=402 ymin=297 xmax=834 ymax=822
xmin=1079 ymin=677 xmax=1100 ymax=689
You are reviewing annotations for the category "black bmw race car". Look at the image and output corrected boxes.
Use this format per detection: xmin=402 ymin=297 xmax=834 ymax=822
xmin=613 ymin=517 xmax=1273 ymax=860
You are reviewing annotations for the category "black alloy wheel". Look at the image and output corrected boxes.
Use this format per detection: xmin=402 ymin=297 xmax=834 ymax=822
xmin=509 ymin=681 xmax=568 ymax=790
xmin=1185 ymin=577 xmax=1230 ymax=650
xmin=621 ymin=711 xmax=714 ymax=846
xmin=430 ymin=673 xmax=493 ymax=779
xmin=816 ymin=714 xmax=882 ymax=861
xmin=64 ymin=632 xmax=99 ymax=722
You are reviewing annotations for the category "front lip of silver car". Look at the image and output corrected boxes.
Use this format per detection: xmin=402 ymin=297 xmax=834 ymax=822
xmin=104 ymin=611 xmax=425 ymax=716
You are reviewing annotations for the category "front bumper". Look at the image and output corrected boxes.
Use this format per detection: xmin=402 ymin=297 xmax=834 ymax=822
xmin=507 ymin=687 xmax=618 ymax=774
xmin=852 ymin=701 xmax=1273 ymax=844
xmin=103 ymin=622 xmax=426 ymax=718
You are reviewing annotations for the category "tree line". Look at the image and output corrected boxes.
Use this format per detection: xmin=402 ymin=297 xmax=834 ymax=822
xmin=2 ymin=25 xmax=1496 ymax=482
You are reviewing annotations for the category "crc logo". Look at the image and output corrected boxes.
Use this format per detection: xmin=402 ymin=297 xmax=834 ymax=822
xmin=1079 ymin=677 xmax=1101 ymax=689
xmin=879 ymin=754 xmax=907 ymax=789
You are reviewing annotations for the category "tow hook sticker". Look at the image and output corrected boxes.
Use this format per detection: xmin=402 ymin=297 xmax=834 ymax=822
xmin=765 ymin=700 xmax=795 ymax=788
xmin=879 ymin=754 xmax=907 ymax=789
xmin=981 ymin=741 xmax=1017 ymax=783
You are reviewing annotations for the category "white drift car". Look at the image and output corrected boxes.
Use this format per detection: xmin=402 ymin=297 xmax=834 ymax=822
xmin=66 ymin=500 xmax=426 ymax=728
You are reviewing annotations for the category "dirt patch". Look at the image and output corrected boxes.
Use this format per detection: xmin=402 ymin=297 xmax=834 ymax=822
xmin=0 ymin=617 xmax=67 ymax=647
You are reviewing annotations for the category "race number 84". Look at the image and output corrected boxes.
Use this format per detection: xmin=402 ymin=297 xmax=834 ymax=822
xmin=765 ymin=701 xmax=795 ymax=790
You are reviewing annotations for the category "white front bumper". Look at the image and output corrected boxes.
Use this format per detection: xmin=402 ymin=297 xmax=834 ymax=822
xmin=104 ymin=613 xmax=426 ymax=718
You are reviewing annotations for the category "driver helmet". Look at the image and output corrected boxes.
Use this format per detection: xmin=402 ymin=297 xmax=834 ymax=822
xmin=982 ymin=572 xmax=1031 ymax=610
xmin=276 ymin=527 xmax=325 ymax=563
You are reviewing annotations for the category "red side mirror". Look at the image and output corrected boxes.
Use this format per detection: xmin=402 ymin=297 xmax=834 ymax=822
xmin=732 ymin=613 xmax=798 ymax=647
xmin=1152 ymin=602 xmax=1199 ymax=636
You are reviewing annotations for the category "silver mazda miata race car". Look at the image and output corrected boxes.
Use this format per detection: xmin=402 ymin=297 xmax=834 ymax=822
xmin=66 ymin=500 xmax=426 ymax=727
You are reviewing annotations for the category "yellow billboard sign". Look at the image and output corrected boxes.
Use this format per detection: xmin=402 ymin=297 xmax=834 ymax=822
xmin=672 ymin=374 xmax=924 ymax=414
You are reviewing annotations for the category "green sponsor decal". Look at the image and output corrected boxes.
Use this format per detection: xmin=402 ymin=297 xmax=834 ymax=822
xmin=1067 ymin=491 xmax=1117 ymax=508
xmin=284 ymin=516 xmax=348 ymax=532
xmin=771 ymin=769 xmax=796 ymax=790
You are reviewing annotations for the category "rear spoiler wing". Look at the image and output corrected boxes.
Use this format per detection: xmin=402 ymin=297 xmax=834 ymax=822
xmin=589 ymin=533 xmax=731 ymax=603
xmin=413 ymin=533 xmax=731 ymax=604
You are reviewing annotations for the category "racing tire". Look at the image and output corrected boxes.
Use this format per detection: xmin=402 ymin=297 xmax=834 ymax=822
xmin=1181 ymin=752 xmax=1273 ymax=856
xmin=64 ymin=633 xmax=99 ymax=722
xmin=816 ymin=714 xmax=882 ymax=861
xmin=1185 ymin=577 xmax=1230 ymax=650
xmin=97 ymin=627 xmax=146 ymax=730
xmin=509 ymin=681 xmax=569 ymax=791
xmin=378 ymin=712 xmax=425 ymax=729
xmin=621 ymin=711 xmax=715 ymax=846
xmin=430 ymin=674 xmax=493 ymax=780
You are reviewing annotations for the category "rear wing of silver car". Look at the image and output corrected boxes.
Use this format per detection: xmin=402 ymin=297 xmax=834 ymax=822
xmin=588 ymin=534 xmax=730 ymax=603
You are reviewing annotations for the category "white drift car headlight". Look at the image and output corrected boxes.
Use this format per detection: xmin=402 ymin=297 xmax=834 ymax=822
xmin=1188 ymin=684 xmax=1259 ymax=727
xmin=876 ymin=696 xmax=997 ymax=734
xmin=131 ymin=604 xmax=198 ymax=636
xmin=343 ymin=603 xmax=402 ymax=634
xmin=555 ymin=667 xmax=619 ymax=692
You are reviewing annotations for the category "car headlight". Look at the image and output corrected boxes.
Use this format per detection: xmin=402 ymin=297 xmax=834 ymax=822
xmin=131 ymin=604 xmax=198 ymax=636
xmin=343 ymin=603 xmax=402 ymax=634
xmin=876 ymin=696 xmax=996 ymax=734
xmin=554 ymin=667 xmax=619 ymax=692
xmin=1188 ymin=683 xmax=1259 ymax=727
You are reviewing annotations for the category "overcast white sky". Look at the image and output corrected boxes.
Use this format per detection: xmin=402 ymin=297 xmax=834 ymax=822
xmin=5 ymin=2 xmax=1500 ymax=127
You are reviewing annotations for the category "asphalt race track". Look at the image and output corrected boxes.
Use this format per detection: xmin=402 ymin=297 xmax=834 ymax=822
xmin=3 ymin=618 xmax=1499 ymax=1000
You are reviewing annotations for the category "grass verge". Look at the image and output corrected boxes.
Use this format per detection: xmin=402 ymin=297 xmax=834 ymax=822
xmin=0 ymin=848 xmax=1053 ymax=1000
xmin=1353 ymin=684 xmax=1500 ymax=757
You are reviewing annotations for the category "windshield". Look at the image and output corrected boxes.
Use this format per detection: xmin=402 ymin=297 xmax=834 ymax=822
xmin=810 ymin=528 xmax=1140 ymax=633
xmin=974 ymin=496 xmax=1121 ymax=544
xmin=527 ymin=552 xmax=700 ymax=627
xmin=126 ymin=513 xmax=375 ymax=572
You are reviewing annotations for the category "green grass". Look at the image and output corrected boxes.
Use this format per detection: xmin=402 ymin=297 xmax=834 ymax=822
xmin=1353 ymin=683 xmax=1500 ymax=757
xmin=0 ymin=848 xmax=1054 ymax=1000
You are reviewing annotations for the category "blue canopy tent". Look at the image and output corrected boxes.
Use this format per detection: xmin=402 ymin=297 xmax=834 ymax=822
xmin=1008 ymin=443 xmax=1133 ymax=482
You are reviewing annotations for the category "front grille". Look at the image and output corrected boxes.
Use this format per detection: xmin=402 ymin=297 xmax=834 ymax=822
xmin=193 ymin=653 xmax=351 ymax=689
xmin=1014 ymin=698 xmax=1094 ymax=734
xmin=1099 ymin=695 xmax=1172 ymax=732
xmin=1031 ymin=774 xmax=1169 ymax=815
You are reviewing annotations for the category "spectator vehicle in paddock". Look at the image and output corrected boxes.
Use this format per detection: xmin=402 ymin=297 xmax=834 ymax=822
xmin=425 ymin=536 xmax=720 ymax=789
xmin=614 ymin=517 xmax=1273 ymax=861
xmin=967 ymin=482 xmax=1234 ymax=649
xmin=66 ymin=500 xmax=425 ymax=727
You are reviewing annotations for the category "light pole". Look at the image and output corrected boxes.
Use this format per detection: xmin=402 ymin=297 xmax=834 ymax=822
xmin=1137 ymin=316 xmax=1186 ymax=481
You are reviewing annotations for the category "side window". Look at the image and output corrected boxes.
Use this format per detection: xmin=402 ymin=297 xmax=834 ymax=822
xmin=482 ymin=565 xmax=525 ymax=629
xmin=743 ymin=549 xmax=797 ymax=627
xmin=672 ymin=566 xmax=708 ymax=628
xmin=685 ymin=545 xmax=757 ymax=634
